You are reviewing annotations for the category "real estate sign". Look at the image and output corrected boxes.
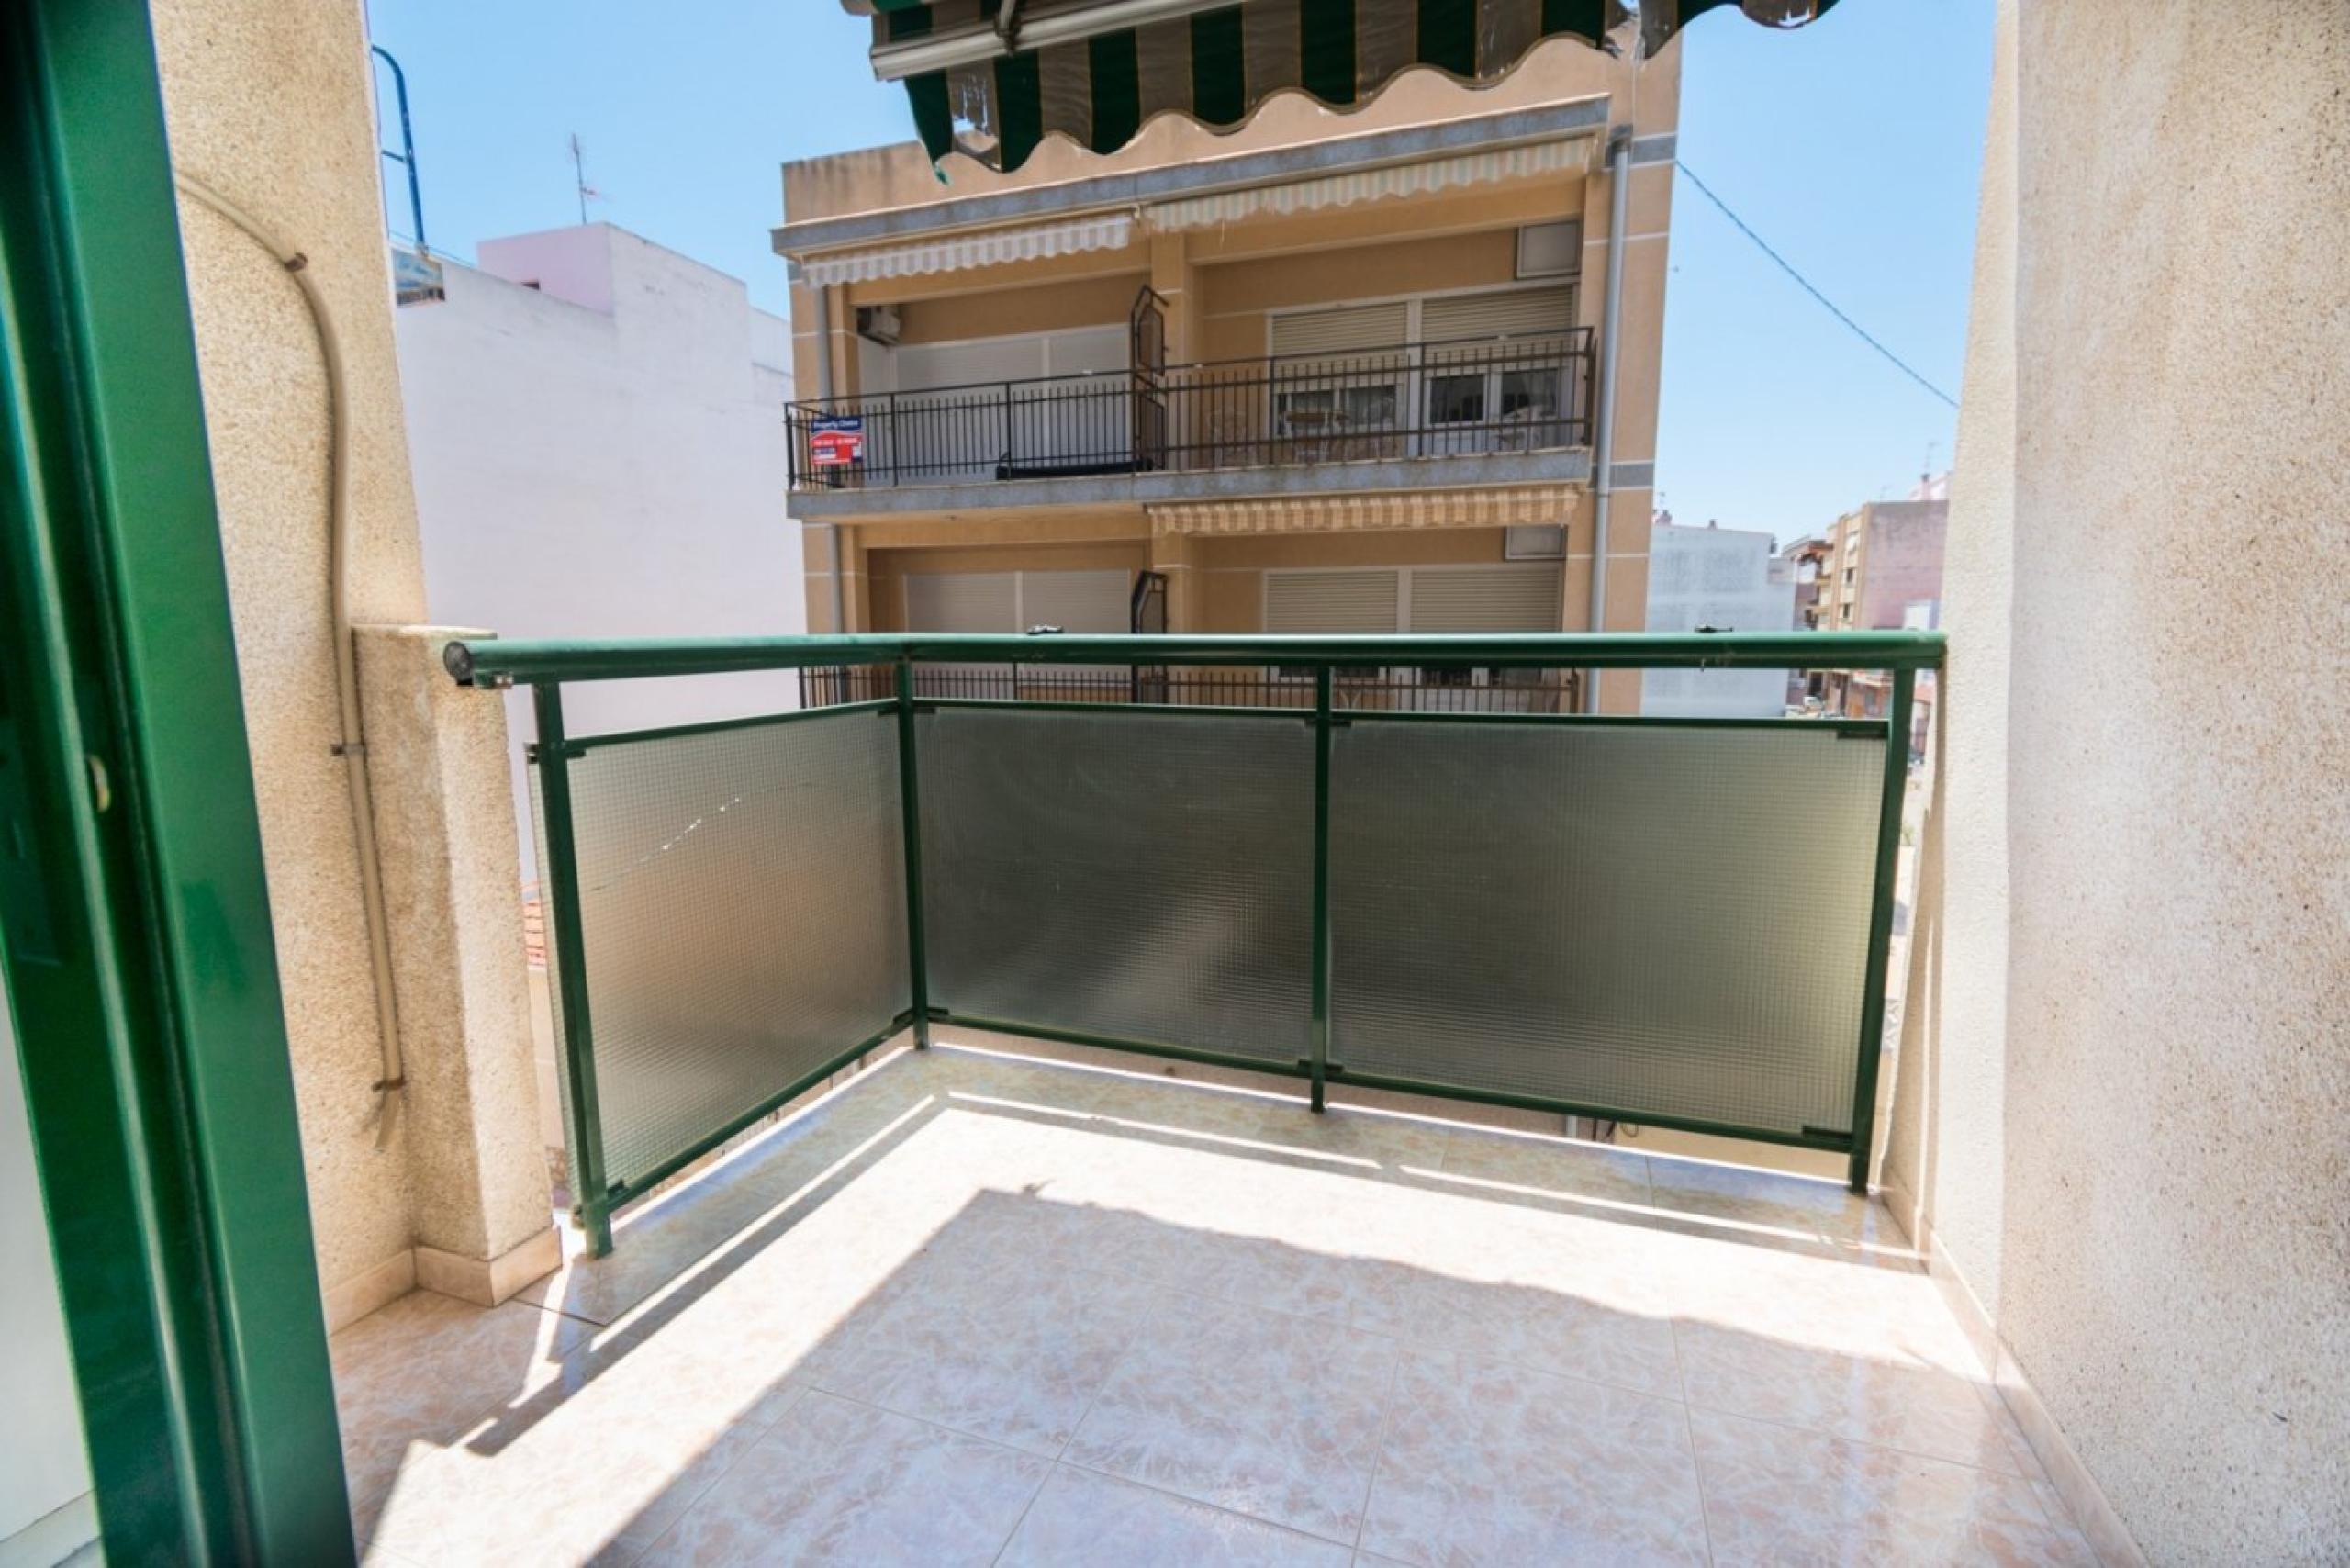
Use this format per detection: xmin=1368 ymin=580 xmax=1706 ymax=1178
xmin=811 ymin=414 xmax=864 ymax=467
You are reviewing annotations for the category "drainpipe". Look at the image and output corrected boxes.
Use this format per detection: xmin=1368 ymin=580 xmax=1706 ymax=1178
xmin=1583 ymin=123 xmax=1632 ymax=712
xmin=813 ymin=281 xmax=847 ymax=634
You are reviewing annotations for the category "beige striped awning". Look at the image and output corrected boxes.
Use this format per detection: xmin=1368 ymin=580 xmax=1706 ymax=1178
xmin=1150 ymin=484 xmax=1575 ymax=534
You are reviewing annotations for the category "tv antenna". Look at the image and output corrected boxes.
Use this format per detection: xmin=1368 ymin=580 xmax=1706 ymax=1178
xmin=568 ymin=132 xmax=602 ymax=225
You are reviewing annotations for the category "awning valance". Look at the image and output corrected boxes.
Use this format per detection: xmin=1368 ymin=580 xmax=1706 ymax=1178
xmin=1144 ymin=135 xmax=1587 ymax=230
xmin=845 ymin=0 xmax=1837 ymax=173
xmin=796 ymin=212 xmax=1135 ymax=286
xmin=1150 ymin=484 xmax=1578 ymax=535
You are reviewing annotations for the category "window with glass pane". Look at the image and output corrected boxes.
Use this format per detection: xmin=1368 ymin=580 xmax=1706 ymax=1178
xmin=1427 ymin=374 xmax=1485 ymax=423
xmin=1501 ymin=368 xmax=1560 ymax=417
xmin=1278 ymin=384 xmax=1397 ymax=428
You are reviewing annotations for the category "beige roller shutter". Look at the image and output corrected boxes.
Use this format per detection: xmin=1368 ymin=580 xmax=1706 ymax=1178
xmin=895 ymin=336 xmax=1046 ymax=392
xmin=1268 ymin=302 xmax=1410 ymax=357
xmin=1407 ymin=565 xmax=1562 ymax=633
xmin=1265 ymin=569 xmax=1402 ymax=633
xmin=1018 ymin=569 xmax=1131 ymax=633
xmin=1421 ymin=286 xmax=1575 ymax=342
xmin=905 ymin=571 xmax=1017 ymax=632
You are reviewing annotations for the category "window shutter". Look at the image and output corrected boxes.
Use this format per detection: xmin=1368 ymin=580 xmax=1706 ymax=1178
xmin=894 ymin=336 xmax=1047 ymax=392
xmin=1421 ymin=286 xmax=1575 ymax=342
xmin=1268 ymin=302 xmax=1410 ymax=357
xmin=1265 ymin=569 xmax=1401 ymax=633
xmin=1407 ymin=565 xmax=1562 ymax=633
xmin=1042 ymin=328 xmax=1127 ymax=375
xmin=905 ymin=571 xmax=1017 ymax=632
xmin=1017 ymin=569 xmax=1131 ymax=633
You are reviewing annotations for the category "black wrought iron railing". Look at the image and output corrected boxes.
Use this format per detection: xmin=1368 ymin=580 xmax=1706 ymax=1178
xmin=786 ymin=329 xmax=1595 ymax=491
xmin=799 ymin=662 xmax=1580 ymax=713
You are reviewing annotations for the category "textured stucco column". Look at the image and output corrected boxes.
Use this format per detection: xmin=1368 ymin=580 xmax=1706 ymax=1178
xmin=355 ymin=626 xmax=557 ymax=1306
xmin=1885 ymin=4 xmax=2347 ymax=1562
xmin=1147 ymin=526 xmax=1195 ymax=632
xmin=1148 ymin=232 xmax=1196 ymax=363
xmin=153 ymin=0 xmax=430 ymax=1329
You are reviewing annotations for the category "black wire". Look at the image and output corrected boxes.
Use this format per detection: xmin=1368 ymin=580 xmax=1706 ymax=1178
xmin=1673 ymin=159 xmax=1960 ymax=411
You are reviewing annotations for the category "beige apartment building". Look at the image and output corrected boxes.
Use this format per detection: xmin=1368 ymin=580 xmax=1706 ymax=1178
xmin=1814 ymin=490 xmax=1948 ymax=716
xmin=774 ymin=37 xmax=1678 ymax=710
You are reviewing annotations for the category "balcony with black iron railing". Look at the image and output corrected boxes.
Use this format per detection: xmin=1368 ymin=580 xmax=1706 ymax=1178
xmin=785 ymin=329 xmax=1595 ymax=494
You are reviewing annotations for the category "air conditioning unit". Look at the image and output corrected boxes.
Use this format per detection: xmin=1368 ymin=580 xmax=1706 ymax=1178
xmin=1504 ymin=524 xmax=1567 ymax=560
xmin=1516 ymin=220 xmax=1582 ymax=280
xmin=856 ymin=304 xmax=902 ymax=346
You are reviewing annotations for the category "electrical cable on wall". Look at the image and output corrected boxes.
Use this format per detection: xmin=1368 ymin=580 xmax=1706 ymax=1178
xmin=171 ymin=170 xmax=408 ymax=1148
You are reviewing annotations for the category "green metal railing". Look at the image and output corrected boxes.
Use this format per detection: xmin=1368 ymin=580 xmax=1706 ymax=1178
xmin=450 ymin=632 xmax=1940 ymax=1256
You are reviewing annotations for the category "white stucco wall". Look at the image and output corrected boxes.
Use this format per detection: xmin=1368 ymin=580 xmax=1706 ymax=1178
xmin=1640 ymin=521 xmax=1793 ymax=718
xmin=1887 ymin=4 xmax=2349 ymax=1561
xmin=395 ymin=225 xmax=803 ymax=878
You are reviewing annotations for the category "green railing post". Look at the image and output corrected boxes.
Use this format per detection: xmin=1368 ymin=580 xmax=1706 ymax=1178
xmin=1846 ymin=666 xmax=1916 ymax=1194
xmin=1308 ymin=664 xmax=1333 ymax=1113
xmin=532 ymin=682 xmax=614 ymax=1256
xmin=896 ymin=658 xmax=932 ymax=1048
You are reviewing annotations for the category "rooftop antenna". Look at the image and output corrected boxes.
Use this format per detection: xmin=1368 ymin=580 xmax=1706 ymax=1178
xmin=568 ymin=132 xmax=601 ymax=225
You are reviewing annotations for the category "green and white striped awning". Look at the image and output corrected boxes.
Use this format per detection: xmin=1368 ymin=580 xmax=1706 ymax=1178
xmin=845 ymin=0 xmax=1835 ymax=172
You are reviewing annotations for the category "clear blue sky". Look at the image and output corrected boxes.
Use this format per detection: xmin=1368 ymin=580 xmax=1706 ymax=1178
xmin=362 ymin=1 xmax=1991 ymax=551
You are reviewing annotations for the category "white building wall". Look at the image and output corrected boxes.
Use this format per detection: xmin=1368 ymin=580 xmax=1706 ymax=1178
xmin=1640 ymin=522 xmax=1794 ymax=719
xmin=395 ymin=225 xmax=801 ymax=879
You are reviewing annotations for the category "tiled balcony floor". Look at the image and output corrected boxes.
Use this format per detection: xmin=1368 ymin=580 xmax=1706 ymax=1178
xmin=333 ymin=1034 xmax=2097 ymax=1566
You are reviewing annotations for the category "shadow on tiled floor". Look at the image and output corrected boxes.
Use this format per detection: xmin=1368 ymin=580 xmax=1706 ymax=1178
xmin=332 ymin=1036 xmax=2097 ymax=1566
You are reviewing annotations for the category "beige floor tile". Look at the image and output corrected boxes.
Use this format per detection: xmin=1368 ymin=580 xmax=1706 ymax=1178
xmin=1690 ymin=1407 xmax=2099 ymax=1566
xmin=1674 ymin=1319 xmax=2031 ymax=1475
xmin=1235 ymin=1099 xmax=1456 ymax=1179
xmin=1371 ymin=1267 xmax=1683 ymax=1397
xmin=1065 ymin=1294 xmax=1400 ymax=1544
xmin=1658 ymin=1238 xmax=1983 ymax=1375
xmin=341 ymin=1041 xmax=2015 ymax=1565
xmin=364 ymin=1308 xmax=808 ymax=1566
xmin=1090 ymin=1212 xmax=1416 ymax=1332
xmin=330 ymin=1292 xmax=596 ymax=1536
xmin=640 ymin=1390 xmax=1050 ymax=1565
xmin=1360 ymin=1350 xmax=1709 ymax=1566
xmin=1001 ymin=1465 xmax=1353 ymax=1566
xmin=811 ymin=1260 xmax=1151 ymax=1456
xmin=1436 ymin=1125 xmax=1655 ymax=1208
xmin=520 ymin=1068 xmax=946 ymax=1327
xmin=1645 ymin=1155 xmax=1878 ymax=1243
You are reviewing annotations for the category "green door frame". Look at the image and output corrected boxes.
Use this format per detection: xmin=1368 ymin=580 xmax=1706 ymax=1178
xmin=0 ymin=2 xmax=352 ymax=1562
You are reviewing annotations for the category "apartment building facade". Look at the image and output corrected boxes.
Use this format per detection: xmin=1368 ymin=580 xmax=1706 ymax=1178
xmin=1815 ymin=490 xmax=1949 ymax=715
xmin=1784 ymin=532 xmax=1833 ymax=630
xmin=774 ymin=37 xmax=1678 ymax=711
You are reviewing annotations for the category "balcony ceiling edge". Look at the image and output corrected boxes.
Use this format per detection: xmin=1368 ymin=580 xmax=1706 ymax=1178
xmin=773 ymin=98 xmax=1607 ymax=258
xmin=787 ymin=448 xmax=1592 ymax=518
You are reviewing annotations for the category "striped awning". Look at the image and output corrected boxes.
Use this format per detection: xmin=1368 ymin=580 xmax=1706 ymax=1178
xmin=797 ymin=213 xmax=1135 ymax=286
xmin=1150 ymin=484 xmax=1577 ymax=534
xmin=1144 ymin=136 xmax=1586 ymax=230
xmin=846 ymin=0 xmax=1837 ymax=173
